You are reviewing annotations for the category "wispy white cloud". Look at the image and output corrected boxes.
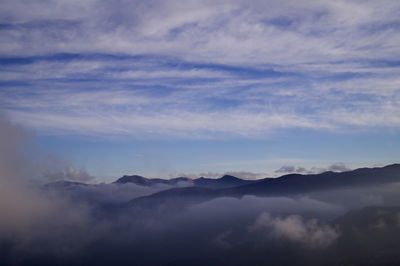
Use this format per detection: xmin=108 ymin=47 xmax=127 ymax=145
xmin=1 ymin=0 xmax=399 ymax=63
xmin=7 ymin=107 xmax=327 ymax=138
xmin=0 ymin=0 xmax=399 ymax=139
xmin=2 ymin=82 xmax=399 ymax=138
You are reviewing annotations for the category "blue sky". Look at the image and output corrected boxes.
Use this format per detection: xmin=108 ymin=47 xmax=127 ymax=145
xmin=1 ymin=0 xmax=400 ymax=181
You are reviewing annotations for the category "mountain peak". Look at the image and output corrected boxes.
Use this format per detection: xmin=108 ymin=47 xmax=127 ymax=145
xmin=220 ymin=175 xmax=241 ymax=181
xmin=115 ymin=175 xmax=149 ymax=185
xmin=383 ymin=163 xmax=400 ymax=169
xmin=171 ymin=177 xmax=191 ymax=181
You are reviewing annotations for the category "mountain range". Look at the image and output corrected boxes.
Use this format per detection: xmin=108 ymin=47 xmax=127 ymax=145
xmin=113 ymin=174 xmax=254 ymax=188
xmin=23 ymin=163 xmax=400 ymax=266
xmin=115 ymin=163 xmax=400 ymax=192
xmin=126 ymin=164 xmax=400 ymax=209
xmin=45 ymin=164 xmax=400 ymax=210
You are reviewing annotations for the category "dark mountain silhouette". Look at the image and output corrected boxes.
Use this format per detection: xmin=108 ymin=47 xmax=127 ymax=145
xmin=123 ymin=186 xmax=221 ymax=211
xmin=44 ymin=164 xmax=400 ymax=211
xmin=114 ymin=175 xmax=154 ymax=185
xmin=114 ymin=175 xmax=192 ymax=186
xmin=44 ymin=180 xmax=88 ymax=189
xmin=329 ymin=205 xmax=400 ymax=266
xmin=127 ymin=164 xmax=400 ymax=210
xmin=228 ymin=163 xmax=400 ymax=197
xmin=114 ymin=174 xmax=256 ymax=188
xmin=193 ymin=175 xmax=255 ymax=188
xmin=335 ymin=205 xmax=400 ymax=229
xmin=18 ymin=164 xmax=400 ymax=266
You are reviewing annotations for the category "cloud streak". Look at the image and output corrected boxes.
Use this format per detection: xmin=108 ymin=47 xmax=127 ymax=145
xmin=0 ymin=0 xmax=399 ymax=139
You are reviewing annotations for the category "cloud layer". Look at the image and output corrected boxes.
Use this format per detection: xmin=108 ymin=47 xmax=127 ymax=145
xmin=0 ymin=0 xmax=399 ymax=138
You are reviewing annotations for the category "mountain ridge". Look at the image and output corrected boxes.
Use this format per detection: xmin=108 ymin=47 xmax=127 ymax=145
xmin=126 ymin=163 xmax=400 ymax=209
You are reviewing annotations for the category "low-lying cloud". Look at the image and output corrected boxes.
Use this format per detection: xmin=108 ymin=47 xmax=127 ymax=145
xmin=250 ymin=213 xmax=339 ymax=248
xmin=0 ymin=114 xmax=103 ymax=261
xmin=44 ymin=166 xmax=94 ymax=182
xmin=275 ymin=162 xmax=351 ymax=174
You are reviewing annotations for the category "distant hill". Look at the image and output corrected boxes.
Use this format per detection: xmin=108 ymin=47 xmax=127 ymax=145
xmin=193 ymin=175 xmax=256 ymax=188
xmin=228 ymin=163 xmax=400 ymax=196
xmin=114 ymin=174 xmax=256 ymax=188
xmin=329 ymin=205 xmax=400 ymax=266
xmin=127 ymin=164 xmax=400 ymax=209
xmin=44 ymin=164 xmax=400 ymax=211
xmin=44 ymin=180 xmax=88 ymax=189
xmin=114 ymin=175 xmax=192 ymax=186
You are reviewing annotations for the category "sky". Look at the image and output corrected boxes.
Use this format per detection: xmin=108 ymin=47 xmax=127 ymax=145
xmin=0 ymin=0 xmax=399 ymax=181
